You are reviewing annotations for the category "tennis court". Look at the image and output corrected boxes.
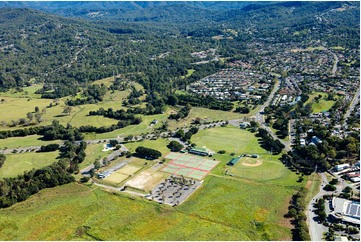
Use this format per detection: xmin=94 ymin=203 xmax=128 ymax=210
xmin=162 ymin=152 xmax=219 ymax=180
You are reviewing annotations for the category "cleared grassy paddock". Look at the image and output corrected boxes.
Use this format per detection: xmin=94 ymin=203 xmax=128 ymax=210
xmin=0 ymin=183 xmax=258 ymax=241
xmin=0 ymin=96 xmax=51 ymax=124
xmin=0 ymin=84 xmax=43 ymax=99
xmin=83 ymin=111 xmax=170 ymax=140
xmin=0 ymin=151 xmax=59 ymax=178
xmin=0 ymin=135 xmax=62 ymax=149
xmin=177 ymin=175 xmax=295 ymax=240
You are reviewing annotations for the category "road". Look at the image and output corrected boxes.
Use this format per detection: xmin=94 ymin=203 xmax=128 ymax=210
xmin=307 ymin=172 xmax=358 ymax=241
xmin=343 ymin=87 xmax=360 ymax=126
xmin=79 ymin=144 xmax=128 ymax=175
xmin=227 ymin=80 xmax=291 ymax=151
xmin=307 ymin=172 xmax=329 ymax=241
xmin=330 ymin=51 xmax=339 ymax=76
xmin=253 ymin=80 xmax=291 ymax=151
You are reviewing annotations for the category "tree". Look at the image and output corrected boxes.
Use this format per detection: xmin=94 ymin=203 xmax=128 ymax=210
xmin=109 ymin=139 xmax=119 ymax=147
xmin=0 ymin=154 xmax=6 ymax=168
xmin=135 ymin=146 xmax=162 ymax=159
xmin=89 ymin=168 xmax=95 ymax=177
xmin=35 ymin=112 xmax=43 ymax=123
xmin=94 ymin=160 xmax=101 ymax=170
xmin=35 ymin=106 xmax=39 ymax=113
xmin=62 ymin=106 xmax=72 ymax=116
xmin=167 ymin=95 xmax=178 ymax=106
xmin=26 ymin=112 xmax=33 ymax=122
xmin=167 ymin=141 xmax=184 ymax=152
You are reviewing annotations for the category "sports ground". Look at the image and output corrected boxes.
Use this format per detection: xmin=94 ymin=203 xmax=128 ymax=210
xmin=162 ymin=152 xmax=219 ymax=180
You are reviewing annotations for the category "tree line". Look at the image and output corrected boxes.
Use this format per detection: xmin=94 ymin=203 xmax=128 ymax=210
xmin=0 ymin=120 xmax=83 ymax=141
xmin=257 ymin=128 xmax=285 ymax=154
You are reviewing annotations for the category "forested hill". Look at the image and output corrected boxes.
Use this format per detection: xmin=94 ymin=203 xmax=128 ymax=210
xmin=0 ymin=1 xmax=359 ymax=97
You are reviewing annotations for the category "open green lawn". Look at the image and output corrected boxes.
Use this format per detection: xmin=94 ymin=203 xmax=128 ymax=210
xmin=181 ymin=69 xmax=195 ymax=79
xmin=83 ymin=111 xmax=171 ymax=140
xmin=0 ymin=177 xmax=295 ymax=240
xmin=178 ymin=176 xmax=294 ymax=240
xmin=311 ymin=100 xmax=335 ymax=113
xmin=0 ymin=96 xmax=52 ymax=125
xmin=0 ymin=84 xmax=44 ymax=99
xmin=125 ymin=138 xmax=170 ymax=157
xmin=191 ymin=125 xmax=264 ymax=154
xmin=0 ymin=135 xmax=62 ymax=149
xmin=305 ymin=92 xmax=336 ymax=114
xmin=191 ymin=126 xmax=299 ymax=185
xmin=80 ymin=143 xmax=115 ymax=170
xmin=0 ymin=151 xmax=59 ymax=178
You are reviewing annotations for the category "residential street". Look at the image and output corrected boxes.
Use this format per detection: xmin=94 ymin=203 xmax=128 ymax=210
xmin=307 ymin=173 xmax=328 ymax=241
xmin=343 ymin=87 xmax=360 ymax=126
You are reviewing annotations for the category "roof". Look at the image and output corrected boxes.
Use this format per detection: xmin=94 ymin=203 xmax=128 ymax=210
xmin=335 ymin=236 xmax=348 ymax=241
xmin=190 ymin=147 xmax=207 ymax=152
xmin=332 ymin=197 xmax=360 ymax=224
xmin=227 ymin=157 xmax=241 ymax=166
xmin=335 ymin=164 xmax=350 ymax=168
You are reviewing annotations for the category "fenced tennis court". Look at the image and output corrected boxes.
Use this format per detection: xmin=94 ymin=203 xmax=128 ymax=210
xmin=162 ymin=152 xmax=219 ymax=180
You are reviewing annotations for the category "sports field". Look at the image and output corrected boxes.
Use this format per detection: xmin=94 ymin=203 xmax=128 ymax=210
xmin=103 ymin=165 xmax=142 ymax=186
xmin=0 ymin=151 xmax=59 ymax=178
xmin=125 ymin=170 xmax=167 ymax=192
xmin=162 ymin=152 xmax=219 ymax=180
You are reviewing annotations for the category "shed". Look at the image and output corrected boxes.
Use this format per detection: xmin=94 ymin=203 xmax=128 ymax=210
xmin=227 ymin=157 xmax=241 ymax=166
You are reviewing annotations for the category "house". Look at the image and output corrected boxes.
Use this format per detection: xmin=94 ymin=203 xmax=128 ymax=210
xmin=150 ymin=119 xmax=158 ymax=125
xmin=334 ymin=164 xmax=350 ymax=172
xmin=300 ymin=138 xmax=306 ymax=146
xmin=189 ymin=147 xmax=215 ymax=156
xmin=310 ymin=136 xmax=322 ymax=145
xmin=335 ymin=236 xmax=349 ymax=241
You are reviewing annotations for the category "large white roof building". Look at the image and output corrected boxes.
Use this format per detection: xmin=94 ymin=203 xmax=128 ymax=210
xmin=331 ymin=197 xmax=360 ymax=225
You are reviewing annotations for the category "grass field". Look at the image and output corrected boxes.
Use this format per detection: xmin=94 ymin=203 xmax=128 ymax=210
xmin=191 ymin=125 xmax=264 ymax=154
xmin=0 ymin=177 xmax=296 ymax=241
xmin=125 ymin=138 xmax=170 ymax=157
xmin=0 ymin=84 xmax=133 ymax=132
xmin=80 ymin=143 xmax=114 ymax=170
xmin=177 ymin=175 xmax=295 ymax=240
xmin=305 ymin=92 xmax=336 ymax=114
xmin=191 ymin=126 xmax=300 ymax=185
xmin=0 ymin=151 xmax=59 ymax=178
xmin=305 ymin=173 xmax=322 ymax=204
xmin=0 ymin=135 xmax=62 ymax=149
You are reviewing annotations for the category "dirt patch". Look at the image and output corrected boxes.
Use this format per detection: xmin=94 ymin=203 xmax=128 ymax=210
xmin=125 ymin=171 xmax=167 ymax=192
xmin=305 ymin=180 xmax=312 ymax=189
xmin=242 ymin=159 xmax=263 ymax=167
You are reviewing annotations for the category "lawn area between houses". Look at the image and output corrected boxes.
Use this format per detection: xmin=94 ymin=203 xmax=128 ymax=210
xmin=0 ymin=151 xmax=59 ymax=178
xmin=0 ymin=176 xmax=296 ymax=240
xmin=305 ymin=92 xmax=336 ymax=114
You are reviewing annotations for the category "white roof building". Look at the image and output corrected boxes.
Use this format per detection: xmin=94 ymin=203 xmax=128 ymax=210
xmin=335 ymin=164 xmax=350 ymax=172
xmin=331 ymin=197 xmax=360 ymax=225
